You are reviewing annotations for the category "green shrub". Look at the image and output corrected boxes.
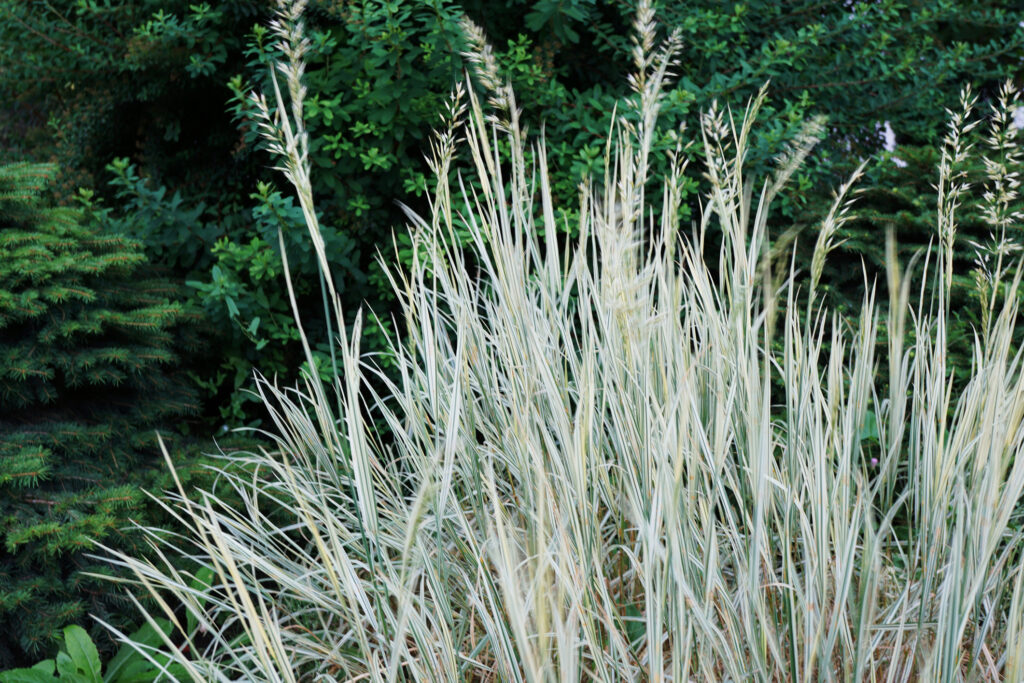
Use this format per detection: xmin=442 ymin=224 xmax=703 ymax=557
xmin=0 ymin=163 xmax=202 ymax=667
xmin=0 ymin=0 xmax=470 ymax=425
xmin=99 ymin=4 xmax=1024 ymax=679
xmin=0 ymin=1 xmax=268 ymax=198
xmin=197 ymin=0 xmax=468 ymax=422
xmin=205 ymin=0 xmax=1024 ymax=425
xmin=461 ymin=0 xmax=1024 ymax=213
xmin=0 ymin=0 xmax=274 ymax=428
xmin=799 ymin=86 xmax=1024 ymax=395
xmin=9 ymin=1 xmax=1019 ymax=429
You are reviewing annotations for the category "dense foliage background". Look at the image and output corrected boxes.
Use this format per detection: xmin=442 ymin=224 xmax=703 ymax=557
xmin=0 ymin=0 xmax=1022 ymax=671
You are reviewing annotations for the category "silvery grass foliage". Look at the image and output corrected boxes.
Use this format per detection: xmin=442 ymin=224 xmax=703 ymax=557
xmin=95 ymin=0 xmax=1024 ymax=680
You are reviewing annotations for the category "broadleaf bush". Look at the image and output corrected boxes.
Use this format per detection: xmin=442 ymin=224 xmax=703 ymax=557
xmin=8 ymin=0 xmax=1020 ymax=429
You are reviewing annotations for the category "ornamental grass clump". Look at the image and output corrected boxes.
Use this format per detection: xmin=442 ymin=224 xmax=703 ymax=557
xmin=97 ymin=1 xmax=1024 ymax=680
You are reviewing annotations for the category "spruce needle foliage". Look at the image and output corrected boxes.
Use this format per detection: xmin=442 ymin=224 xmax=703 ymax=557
xmin=100 ymin=2 xmax=1024 ymax=680
xmin=0 ymin=163 xmax=200 ymax=667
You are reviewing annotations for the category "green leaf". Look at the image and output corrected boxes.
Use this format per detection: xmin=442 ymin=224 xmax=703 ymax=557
xmin=111 ymin=663 xmax=160 ymax=683
xmin=0 ymin=660 xmax=57 ymax=683
xmin=859 ymin=410 xmax=879 ymax=442
xmin=104 ymin=619 xmax=178 ymax=682
xmin=63 ymin=624 xmax=102 ymax=682
xmin=56 ymin=651 xmax=80 ymax=679
xmin=186 ymin=567 xmax=215 ymax=636
xmin=623 ymin=603 xmax=645 ymax=646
